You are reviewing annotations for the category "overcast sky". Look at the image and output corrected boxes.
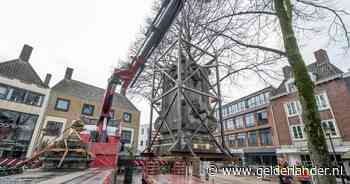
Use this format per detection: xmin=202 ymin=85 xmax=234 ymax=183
xmin=0 ymin=0 xmax=349 ymax=125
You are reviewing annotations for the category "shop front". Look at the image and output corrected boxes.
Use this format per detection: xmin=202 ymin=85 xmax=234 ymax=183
xmin=0 ymin=109 xmax=38 ymax=158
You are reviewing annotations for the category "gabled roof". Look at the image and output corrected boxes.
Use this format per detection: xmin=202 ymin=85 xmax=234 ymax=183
xmin=52 ymin=79 xmax=139 ymax=112
xmin=0 ymin=59 xmax=47 ymax=88
xmin=271 ymin=62 xmax=344 ymax=97
xmin=308 ymin=61 xmax=343 ymax=80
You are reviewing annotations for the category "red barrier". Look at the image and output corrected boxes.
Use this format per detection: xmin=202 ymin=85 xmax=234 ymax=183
xmin=89 ymin=142 xmax=119 ymax=168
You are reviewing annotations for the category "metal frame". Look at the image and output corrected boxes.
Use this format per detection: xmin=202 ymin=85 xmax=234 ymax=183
xmin=144 ymin=34 xmax=232 ymax=158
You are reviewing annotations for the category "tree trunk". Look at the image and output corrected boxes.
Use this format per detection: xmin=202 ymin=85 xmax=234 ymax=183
xmin=273 ymin=0 xmax=336 ymax=184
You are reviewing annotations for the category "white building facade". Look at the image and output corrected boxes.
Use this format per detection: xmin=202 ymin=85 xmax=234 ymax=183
xmin=138 ymin=124 xmax=150 ymax=153
xmin=0 ymin=45 xmax=51 ymax=158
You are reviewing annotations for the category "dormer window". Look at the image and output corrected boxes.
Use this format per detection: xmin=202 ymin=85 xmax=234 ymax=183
xmin=286 ymin=79 xmax=297 ymax=93
xmin=309 ymin=72 xmax=317 ymax=82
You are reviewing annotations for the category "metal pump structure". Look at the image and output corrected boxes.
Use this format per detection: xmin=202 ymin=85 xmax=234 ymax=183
xmin=96 ymin=0 xmax=185 ymax=143
xmin=98 ymin=0 xmax=233 ymax=158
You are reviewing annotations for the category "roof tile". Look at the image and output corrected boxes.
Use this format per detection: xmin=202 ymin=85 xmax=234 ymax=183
xmin=271 ymin=62 xmax=343 ymax=96
xmin=0 ymin=59 xmax=46 ymax=88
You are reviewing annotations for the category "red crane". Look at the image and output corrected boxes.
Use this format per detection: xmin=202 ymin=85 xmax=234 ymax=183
xmin=96 ymin=0 xmax=185 ymax=143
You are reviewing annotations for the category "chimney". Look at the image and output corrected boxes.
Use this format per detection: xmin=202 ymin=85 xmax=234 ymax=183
xmin=44 ymin=73 xmax=52 ymax=87
xmin=64 ymin=67 xmax=73 ymax=80
xmin=314 ymin=49 xmax=330 ymax=63
xmin=19 ymin=44 xmax=33 ymax=62
xmin=282 ymin=66 xmax=292 ymax=79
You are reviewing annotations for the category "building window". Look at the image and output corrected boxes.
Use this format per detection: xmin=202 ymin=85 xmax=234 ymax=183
xmin=260 ymin=128 xmax=272 ymax=145
xmin=285 ymin=101 xmax=300 ymax=117
xmin=121 ymin=130 xmax=133 ymax=144
xmin=237 ymin=133 xmax=246 ymax=147
xmin=222 ymin=120 xmax=227 ymax=129
xmin=141 ymin=128 xmax=144 ymax=135
xmin=228 ymin=134 xmax=235 ymax=146
xmin=82 ymin=104 xmax=95 ymax=116
xmin=45 ymin=121 xmax=63 ymax=136
xmin=287 ymin=82 xmax=297 ymax=93
xmin=245 ymin=113 xmax=255 ymax=128
xmin=0 ymin=85 xmax=9 ymax=99
xmin=228 ymin=105 xmax=234 ymax=115
xmin=0 ymin=109 xmax=38 ymax=158
xmin=235 ymin=116 xmax=244 ymax=129
xmin=248 ymin=131 xmax=257 ymax=146
xmin=0 ymin=84 xmax=45 ymax=107
xmin=321 ymin=120 xmax=337 ymax=137
xmin=291 ymin=125 xmax=304 ymax=139
xmin=247 ymin=96 xmax=257 ymax=108
xmin=140 ymin=140 xmax=144 ymax=146
xmin=25 ymin=92 xmax=44 ymax=106
xmin=247 ymin=93 xmax=268 ymax=108
xmin=238 ymin=101 xmax=246 ymax=112
xmin=55 ymin=98 xmax=70 ymax=111
xmin=9 ymin=88 xmax=26 ymax=103
xmin=226 ymin=118 xmax=234 ymax=129
xmin=122 ymin=112 xmax=132 ymax=123
xmin=257 ymin=110 xmax=268 ymax=125
xmin=315 ymin=93 xmax=329 ymax=110
xmin=222 ymin=107 xmax=226 ymax=116
xmin=231 ymin=104 xmax=238 ymax=114
xmin=224 ymin=135 xmax=229 ymax=145
xmin=286 ymin=80 xmax=297 ymax=93
xmin=227 ymin=100 xmax=248 ymax=115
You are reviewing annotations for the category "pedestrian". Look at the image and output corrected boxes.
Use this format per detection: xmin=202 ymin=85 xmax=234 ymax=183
xmin=278 ymin=159 xmax=294 ymax=184
xmin=283 ymin=175 xmax=294 ymax=184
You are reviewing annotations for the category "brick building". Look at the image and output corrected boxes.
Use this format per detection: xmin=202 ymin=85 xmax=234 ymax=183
xmin=40 ymin=67 xmax=140 ymax=148
xmin=270 ymin=49 xmax=350 ymax=166
xmin=0 ymin=45 xmax=51 ymax=158
xmin=216 ymin=87 xmax=277 ymax=166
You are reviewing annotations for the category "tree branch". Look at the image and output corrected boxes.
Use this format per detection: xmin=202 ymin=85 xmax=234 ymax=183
xmin=207 ymin=11 xmax=277 ymax=24
xmin=204 ymin=26 xmax=287 ymax=56
xmin=296 ymin=0 xmax=350 ymax=47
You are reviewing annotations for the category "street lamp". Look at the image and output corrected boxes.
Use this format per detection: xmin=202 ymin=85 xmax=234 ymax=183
xmin=323 ymin=126 xmax=346 ymax=184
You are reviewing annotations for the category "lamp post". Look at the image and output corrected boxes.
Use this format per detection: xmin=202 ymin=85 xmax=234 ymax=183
xmin=324 ymin=127 xmax=346 ymax=184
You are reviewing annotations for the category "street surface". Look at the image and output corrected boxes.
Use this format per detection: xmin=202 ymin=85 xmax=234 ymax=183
xmin=127 ymin=173 xmax=278 ymax=184
xmin=0 ymin=168 xmax=111 ymax=184
xmin=208 ymin=175 xmax=277 ymax=184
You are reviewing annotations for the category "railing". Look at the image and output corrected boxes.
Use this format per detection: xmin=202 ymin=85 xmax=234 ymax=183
xmin=0 ymin=158 xmax=24 ymax=176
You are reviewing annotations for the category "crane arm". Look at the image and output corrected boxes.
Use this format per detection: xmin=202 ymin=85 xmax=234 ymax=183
xmin=96 ymin=0 xmax=185 ymax=142
xmin=128 ymin=0 xmax=184 ymax=88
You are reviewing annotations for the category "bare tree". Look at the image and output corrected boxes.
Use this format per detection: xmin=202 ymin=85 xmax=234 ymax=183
xmin=205 ymin=1 xmax=349 ymax=184
xmin=127 ymin=1 xmax=349 ymax=183
xmin=128 ymin=0 xmax=284 ymax=99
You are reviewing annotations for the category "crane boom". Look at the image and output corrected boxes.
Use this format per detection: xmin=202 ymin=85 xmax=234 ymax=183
xmin=130 ymin=0 xmax=184 ymax=87
xmin=96 ymin=0 xmax=184 ymax=142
